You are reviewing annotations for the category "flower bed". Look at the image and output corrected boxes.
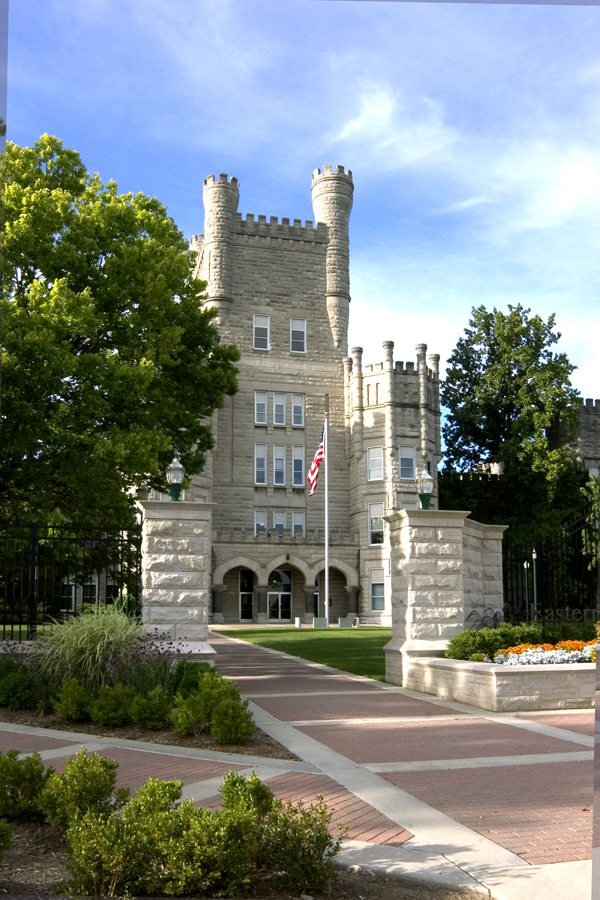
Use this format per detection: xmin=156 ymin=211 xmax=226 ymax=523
xmin=487 ymin=640 xmax=596 ymax=666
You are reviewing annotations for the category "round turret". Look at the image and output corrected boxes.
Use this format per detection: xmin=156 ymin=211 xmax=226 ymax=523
xmin=202 ymin=173 xmax=239 ymax=320
xmin=311 ymin=166 xmax=354 ymax=354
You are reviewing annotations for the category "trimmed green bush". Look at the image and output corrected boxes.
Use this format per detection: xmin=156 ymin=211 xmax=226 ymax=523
xmin=38 ymin=748 xmax=129 ymax=832
xmin=211 ymin=695 xmax=255 ymax=744
xmin=0 ymin=670 xmax=37 ymax=710
xmin=0 ymin=749 xmax=54 ymax=820
xmin=445 ymin=621 xmax=596 ymax=660
xmin=220 ymin=770 xmax=275 ymax=820
xmin=0 ymin=822 xmax=11 ymax=862
xmin=53 ymin=678 xmax=92 ymax=721
xmin=172 ymin=660 xmax=212 ymax=698
xmin=89 ymin=684 xmax=134 ymax=726
xmin=260 ymin=796 xmax=343 ymax=891
xmin=170 ymin=690 xmax=205 ymax=735
xmin=130 ymin=686 xmax=171 ymax=730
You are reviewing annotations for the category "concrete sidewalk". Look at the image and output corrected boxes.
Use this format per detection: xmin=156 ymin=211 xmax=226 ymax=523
xmin=8 ymin=630 xmax=593 ymax=900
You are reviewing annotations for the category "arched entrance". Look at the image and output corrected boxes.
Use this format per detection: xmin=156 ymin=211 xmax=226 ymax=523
xmin=267 ymin=568 xmax=293 ymax=622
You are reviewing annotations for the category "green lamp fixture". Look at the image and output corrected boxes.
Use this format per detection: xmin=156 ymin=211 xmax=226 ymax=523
xmin=167 ymin=457 xmax=185 ymax=501
xmin=417 ymin=467 xmax=434 ymax=510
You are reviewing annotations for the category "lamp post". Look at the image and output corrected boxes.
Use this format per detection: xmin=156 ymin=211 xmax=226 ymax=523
xmin=417 ymin=468 xmax=434 ymax=510
xmin=166 ymin=457 xmax=185 ymax=502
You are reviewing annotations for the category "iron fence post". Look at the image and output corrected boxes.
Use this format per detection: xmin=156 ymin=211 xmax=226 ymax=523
xmin=28 ymin=524 xmax=39 ymax=640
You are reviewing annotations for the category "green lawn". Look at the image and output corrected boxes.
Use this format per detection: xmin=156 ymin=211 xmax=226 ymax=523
xmin=218 ymin=627 xmax=393 ymax=681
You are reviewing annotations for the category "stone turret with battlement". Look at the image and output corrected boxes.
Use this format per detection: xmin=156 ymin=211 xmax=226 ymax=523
xmin=200 ymin=174 xmax=239 ymax=321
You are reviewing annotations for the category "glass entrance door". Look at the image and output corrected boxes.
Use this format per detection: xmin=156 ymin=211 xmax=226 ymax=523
xmin=268 ymin=592 xmax=292 ymax=622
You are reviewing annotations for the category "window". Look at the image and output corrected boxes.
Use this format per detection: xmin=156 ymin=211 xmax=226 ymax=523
xmin=292 ymin=446 xmax=304 ymax=486
xmin=370 ymin=568 xmax=385 ymax=611
xmin=253 ymin=314 xmax=270 ymax=350
xmin=106 ymin=584 xmax=121 ymax=603
xmin=292 ymin=394 xmax=305 ymax=427
xmin=369 ymin=503 xmax=384 ymax=545
xmin=254 ymin=391 xmax=267 ymax=424
xmin=240 ymin=569 xmax=254 ymax=620
xmin=273 ymin=392 xmax=286 ymax=425
xmin=83 ymin=583 xmax=97 ymax=603
xmin=61 ymin=583 xmax=74 ymax=613
xmin=367 ymin=446 xmax=384 ymax=481
xmin=273 ymin=510 xmax=286 ymax=536
xmin=399 ymin=446 xmax=416 ymax=480
xmin=273 ymin=445 xmax=286 ymax=485
xmin=254 ymin=443 xmax=267 ymax=484
xmin=292 ymin=511 xmax=305 ymax=537
xmin=254 ymin=510 xmax=267 ymax=535
xmin=290 ymin=317 xmax=306 ymax=352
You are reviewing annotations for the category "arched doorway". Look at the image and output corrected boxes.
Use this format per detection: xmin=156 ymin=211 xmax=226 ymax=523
xmin=267 ymin=568 xmax=293 ymax=622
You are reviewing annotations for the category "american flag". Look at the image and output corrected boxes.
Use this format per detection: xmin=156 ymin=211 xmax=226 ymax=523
xmin=307 ymin=430 xmax=325 ymax=496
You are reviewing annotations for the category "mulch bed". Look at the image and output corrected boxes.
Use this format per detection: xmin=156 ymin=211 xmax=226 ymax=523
xmin=0 ymin=708 xmax=299 ymax=760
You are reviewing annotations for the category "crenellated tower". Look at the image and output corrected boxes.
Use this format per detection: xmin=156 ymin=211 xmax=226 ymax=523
xmin=201 ymin=173 xmax=239 ymax=321
xmin=311 ymin=165 xmax=354 ymax=355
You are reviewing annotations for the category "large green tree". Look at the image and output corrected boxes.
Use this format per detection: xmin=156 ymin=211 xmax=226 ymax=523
xmin=440 ymin=304 xmax=592 ymax=539
xmin=0 ymin=134 xmax=239 ymax=525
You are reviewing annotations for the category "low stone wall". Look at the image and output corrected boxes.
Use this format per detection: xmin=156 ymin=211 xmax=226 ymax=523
xmin=404 ymin=657 xmax=595 ymax=712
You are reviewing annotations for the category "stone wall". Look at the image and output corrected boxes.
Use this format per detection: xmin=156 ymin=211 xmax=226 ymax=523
xmin=137 ymin=500 xmax=214 ymax=642
xmin=384 ymin=510 xmax=507 ymax=686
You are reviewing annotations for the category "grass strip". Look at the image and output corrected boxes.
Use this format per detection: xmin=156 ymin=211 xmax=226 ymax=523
xmin=218 ymin=627 xmax=392 ymax=681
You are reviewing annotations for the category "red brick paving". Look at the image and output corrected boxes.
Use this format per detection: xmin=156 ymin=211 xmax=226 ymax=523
xmin=516 ymin=712 xmax=594 ymax=736
xmin=0 ymin=731 xmax=78 ymax=754
xmin=252 ymin=692 xmax=458 ymax=721
xmin=384 ymin=760 xmax=593 ymax=864
xmin=199 ymin=770 xmax=413 ymax=847
xmin=50 ymin=747 xmax=244 ymax=791
xmin=296 ymin=717 xmax=582 ymax=764
xmin=232 ymin=675 xmax=383 ymax=695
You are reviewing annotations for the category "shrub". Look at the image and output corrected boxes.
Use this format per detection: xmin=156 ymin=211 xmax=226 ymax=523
xmin=130 ymin=686 xmax=171 ymax=730
xmin=0 ymin=669 xmax=39 ymax=710
xmin=445 ymin=621 xmax=596 ymax=660
xmin=0 ymin=822 xmax=11 ymax=863
xmin=170 ymin=690 xmax=205 ymax=735
xmin=53 ymin=678 xmax=92 ymax=721
xmin=220 ymin=770 xmax=275 ymax=820
xmin=211 ymin=695 xmax=255 ymax=744
xmin=38 ymin=748 xmax=129 ymax=831
xmin=468 ymin=652 xmax=487 ymax=662
xmin=90 ymin=684 xmax=134 ymax=726
xmin=32 ymin=604 xmax=145 ymax=691
xmin=260 ymin=796 xmax=343 ymax=891
xmin=0 ymin=749 xmax=54 ymax=820
xmin=172 ymin=660 xmax=212 ymax=698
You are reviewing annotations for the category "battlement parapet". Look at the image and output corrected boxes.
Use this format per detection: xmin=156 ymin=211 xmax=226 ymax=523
xmin=312 ymin=164 xmax=353 ymax=183
xmin=203 ymin=173 xmax=239 ymax=188
xmin=214 ymin=527 xmax=359 ymax=545
xmin=578 ymin=398 xmax=600 ymax=413
xmin=231 ymin=212 xmax=327 ymax=242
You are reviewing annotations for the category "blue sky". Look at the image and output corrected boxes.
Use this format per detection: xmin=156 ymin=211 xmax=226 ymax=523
xmin=8 ymin=0 xmax=600 ymax=397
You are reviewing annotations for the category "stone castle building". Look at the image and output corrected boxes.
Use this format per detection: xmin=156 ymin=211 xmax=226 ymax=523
xmin=181 ymin=165 xmax=442 ymax=625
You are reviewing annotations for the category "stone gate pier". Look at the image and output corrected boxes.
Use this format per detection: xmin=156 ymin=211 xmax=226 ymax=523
xmin=136 ymin=500 xmax=216 ymax=663
xmin=384 ymin=509 xmax=506 ymax=686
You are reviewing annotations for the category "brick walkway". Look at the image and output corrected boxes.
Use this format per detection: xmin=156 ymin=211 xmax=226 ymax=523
xmin=6 ymin=631 xmax=594 ymax=899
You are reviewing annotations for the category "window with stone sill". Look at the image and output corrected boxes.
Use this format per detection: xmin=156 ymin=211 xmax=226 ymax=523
xmin=254 ymin=443 xmax=267 ymax=485
xmin=370 ymin=568 xmax=385 ymax=611
xmin=273 ymin=392 xmax=286 ymax=425
xmin=273 ymin=445 xmax=286 ymax=485
xmin=253 ymin=314 xmax=270 ymax=350
xmin=369 ymin=502 xmax=384 ymax=545
xmin=254 ymin=510 xmax=267 ymax=536
xmin=367 ymin=446 xmax=384 ymax=481
xmin=292 ymin=394 xmax=305 ymax=427
xmin=290 ymin=317 xmax=307 ymax=353
xmin=255 ymin=391 xmax=267 ymax=424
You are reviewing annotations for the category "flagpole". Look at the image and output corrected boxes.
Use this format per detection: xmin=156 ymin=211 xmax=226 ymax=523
xmin=324 ymin=394 xmax=329 ymax=627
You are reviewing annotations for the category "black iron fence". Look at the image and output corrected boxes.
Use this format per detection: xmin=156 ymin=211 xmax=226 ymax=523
xmin=503 ymin=515 xmax=599 ymax=623
xmin=0 ymin=523 xmax=142 ymax=640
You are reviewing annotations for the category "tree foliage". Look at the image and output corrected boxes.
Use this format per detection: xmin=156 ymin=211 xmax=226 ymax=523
xmin=0 ymin=134 xmax=239 ymax=525
xmin=440 ymin=304 xmax=594 ymax=539
xmin=442 ymin=304 xmax=579 ymax=477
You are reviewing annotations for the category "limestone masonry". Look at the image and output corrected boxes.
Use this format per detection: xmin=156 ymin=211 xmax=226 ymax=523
xmin=184 ymin=165 xmax=441 ymax=625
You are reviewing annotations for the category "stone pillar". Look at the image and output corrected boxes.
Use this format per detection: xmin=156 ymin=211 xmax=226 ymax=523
xmin=351 ymin=346 xmax=364 ymax=461
xmin=137 ymin=501 xmax=215 ymax=658
xmin=383 ymin=509 xmax=506 ymax=686
xmin=211 ymin=585 xmax=225 ymax=624
xmin=303 ymin=586 xmax=316 ymax=622
xmin=255 ymin=585 xmax=269 ymax=624
xmin=416 ymin=343 xmax=428 ymax=467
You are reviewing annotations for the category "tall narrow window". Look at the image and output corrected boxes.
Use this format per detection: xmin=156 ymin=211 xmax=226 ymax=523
xmin=366 ymin=384 xmax=371 ymax=406
xmin=367 ymin=446 xmax=384 ymax=481
xmin=273 ymin=445 xmax=286 ymax=485
xmin=399 ymin=446 xmax=416 ymax=480
xmin=253 ymin=314 xmax=270 ymax=350
xmin=254 ymin=391 xmax=267 ymax=424
xmin=273 ymin=510 xmax=286 ymax=537
xmin=370 ymin=568 xmax=385 ymax=611
xmin=254 ymin=510 xmax=267 ymax=535
xmin=290 ymin=317 xmax=307 ymax=352
xmin=292 ymin=511 xmax=305 ymax=537
xmin=254 ymin=444 xmax=267 ymax=484
xmin=292 ymin=446 xmax=304 ymax=486
xmin=375 ymin=383 xmax=379 ymax=404
xmin=292 ymin=394 xmax=305 ymax=427
xmin=273 ymin=392 xmax=286 ymax=425
xmin=369 ymin=503 xmax=384 ymax=545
